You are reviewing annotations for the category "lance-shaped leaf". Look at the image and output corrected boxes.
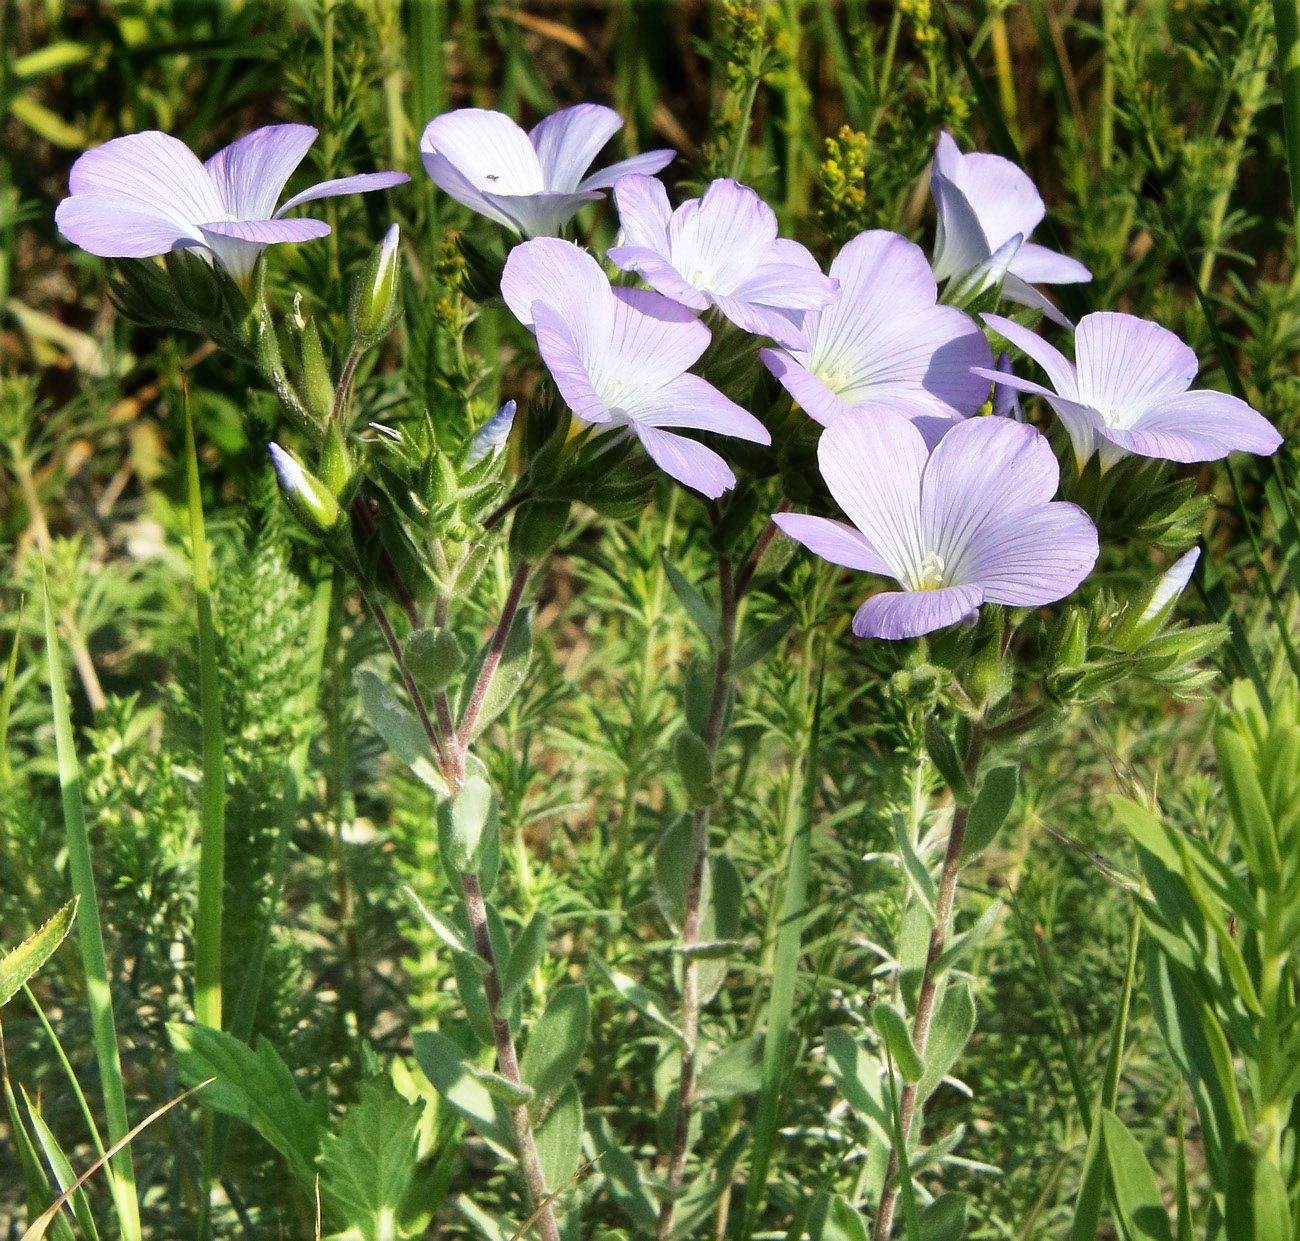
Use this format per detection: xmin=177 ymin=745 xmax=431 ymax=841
xmin=1 ymin=899 xmax=77 ymax=1009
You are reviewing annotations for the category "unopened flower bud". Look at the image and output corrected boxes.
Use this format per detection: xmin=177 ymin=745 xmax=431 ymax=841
xmin=465 ymin=400 xmax=517 ymax=467
xmin=318 ymin=421 xmax=353 ymax=500
xmin=350 ymin=223 xmax=401 ymax=347
xmin=299 ymin=316 xmax=335 ymax=423
xmin=269 ymin=443 xmax=344 ymax=535
xmin=1112 ymin=546 xmax=1201 ymax=651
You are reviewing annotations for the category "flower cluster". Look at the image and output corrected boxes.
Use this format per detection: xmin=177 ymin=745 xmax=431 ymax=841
xmin=57 ymin=109 xmax=1284 ymax=641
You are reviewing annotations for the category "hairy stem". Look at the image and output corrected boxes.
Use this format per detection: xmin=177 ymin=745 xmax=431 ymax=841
xmin=456 ymin=560 xmax=531 ymax=755
xmin=872 ymin=723 xmax=985 ymax=1240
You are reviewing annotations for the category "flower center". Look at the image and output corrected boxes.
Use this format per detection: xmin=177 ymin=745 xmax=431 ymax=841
xmin=914 ymin=551 xmax=946 ymax=591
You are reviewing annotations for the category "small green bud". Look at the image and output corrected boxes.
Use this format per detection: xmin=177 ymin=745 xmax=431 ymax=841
xmin=508 ymin=499 xmax=570 ymax=565
xmin=299 ymin=316 xmax=335 ymax=423
xmin=268 ymin=443 xmax=344 ymax=535
xmin=318 ymin=421 xmax=353 ymax=500
xmin=350 ymin=223 xmax=402 ymax=348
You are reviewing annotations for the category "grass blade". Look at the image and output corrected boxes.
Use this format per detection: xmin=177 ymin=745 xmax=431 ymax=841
xmin=41 ymin=565 xmax=142 ymax=1241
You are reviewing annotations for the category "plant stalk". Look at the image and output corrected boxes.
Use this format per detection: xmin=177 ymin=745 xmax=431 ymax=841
xmin=872 ymin=722 xmax=985 ymax=1240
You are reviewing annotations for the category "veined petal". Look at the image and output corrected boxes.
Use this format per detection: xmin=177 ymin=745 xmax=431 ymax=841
xmin=606 ymin=245 xmax=710 ymax=308
xmin=275 ymin=170 xmax=408 ymax=216
xmin=578 ymin=148 xmax=675 ymax=191
xmin=667 ymin=179 xmax=777 ymax=295
xmin=420 ymin=108 xmax=543 ymax=197
xmin=631 ymin=423 xmax=736 ymax=497
xmin=981 ymin=312 xmax=1079 ymax=397
xmin=500 ymin=238 xmax=615 ymax=363
xmin=942 ymin=147 xmax=1045 ymax=252
xmin=420 ymin=151 xmax=517 ymax=229
xmin=67 ymin=130 xmax=225 ymax=234
xmin=760 ymin=347 xmax=851 ymax=427
xmin=1101 ymin=389 xmax=1283 ymax=461
xmin=773 ymin=512 xmax=891 ymax=574
xmin=531 ymin=303 xmax=614 ymax=425
xmin=602 ymin=287 xmax=711 ymax=398
xmin=624 ymin=372 xmax=770 ymax=442
xmin=199 ymin=216 xmax=331 ymax=280
xmin=530 ymin=103 xmax=622 ymax=191
xmin=1007 ymin=241 xmax=1091 ymax=285
xmin=55 ymin=192 xmax=202 ymax=257
xmin=853 ymin=585 xmax=984 ymax=639
xmin=709 ymin=294 xmax=809 ymax=349
xmin=960 ymin=503 xmax=1098 ymax=605
xmin=730 ymin=259 xmax=839 ymax=311
xmin=1073 ymin=312 xmax=1197 ymax=417
xmin=1000 ymin=273 xmax=1074 ymax=329
xmin=931 ymin=168 xmax=989 ymax=282
xmin=482 ymin=188 xmax=603 ymax=237
xmin=817 ymin=407 xmax=929 ymax=583
xmin=205 ymin=124 xmax=316 ymax=220
xmin=612 ymin=173 xmax=672 ymax=252
xmin=919 ymin=417 xmax=1063 ymax=580
xmin=768 ymin=237 xmax=826 ymax=273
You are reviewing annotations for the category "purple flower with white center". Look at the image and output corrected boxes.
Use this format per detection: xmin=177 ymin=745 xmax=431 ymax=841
xmin=607 ymin=175 xmax=838 ymax=349
xmin=774 ymin=409 xmax=1098 ymax=639
xmin=931 ymin=132 xmax=1090 ymax=328
xmin=55 ymin=125 xmax=409 ymax=283
xmin=420 ymin=104 xmax=674 ymax=238
xmin=500 ymin=237 xmax=770 ymax=498
xmin=760 ymin=230 xmax=993 ymax=438
xmin=974 ymin=311 xmax=1284 ymax=470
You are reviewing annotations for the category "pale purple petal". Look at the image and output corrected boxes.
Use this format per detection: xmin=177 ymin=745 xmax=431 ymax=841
xmin=729 ymin=260 xmax=839 ymax=311
xmin=932 ymin=132 xmax=964 ymax=183
xmin=1074 ymin=312 xmax=1197 ymax=414
xmin=1000 ymin=273 xmax=1075 ymax=329
xmin=806 ymin=232 xmax=992 ymax=419
xmin=931 ymin=168 xmax=989 ymax=282
xmin=205 ymin=124 xmax=316 ymax=220
xmin=605 ymin=287 xmax=711 ymax=394
xmin=199 ymin=217 xmax=331 ymax=280
xmin=55 ymin=192 xmax=201 ymax=257
xmin=65 ymin=131 xmax=224 ymax=242
xmin=768 ymin=238 xmax=825 ymax=273
xmin=920 ymin=418 xmax=1063 ymax=577
xmin=1008 ymin=241 xmax=1091 ymax=285
xmin=667 ymin=180 xmax=777 ymax=294
xmin=853 ymin=585 xmax=984 ymax=639
xmin=631 ymin=423 xmax=735 ymax=497
xmin=500 ymin=238 xmax=615 ymax=348
xmin=1101 ymin=390 xmax=1283 ymax=461
xmin=760 ymin=346 xmax=851 ymax=427
xmin=960 ymin=503 xmax=1098 ymax=606
xmin=772 ymin=513 xmax=890 ymax=574
xmin=481 ymin=188 xmax=604 ymax=237
xmin=578 ymin=148 xmax=675 ymax=192
xmin=275 ymin=171 xmax=408 ymax=216
xmin=980 ymin=313 xmax=1078 ymax=396
xmin=606 ymin=245 xmax=711 ymax=309
xmin=623 ymin=372 xmax=770 ymax=442
xmin=420 ymin=151 xmax=516 ymax=229
xmin=1140 ymin=547 xmax=1200 ymax=624
xmin=709 ymin=294 xmax=809 ymax=349
xmin=421 ymin=109 xmax=543 ymax=229
xmin=817 ymin=407 xmax=929 ymax=582
xmin=612 ymin=173 xmax=673 ymax=252
xmin=531 ymin=303 xmax=615 ymax=425
xmin=530 ymin=103 xmax=622 ymax=191
xmin=941 ymin=145 xmax=1044 ymax=253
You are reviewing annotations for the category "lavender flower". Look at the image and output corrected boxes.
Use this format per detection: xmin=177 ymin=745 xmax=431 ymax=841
xmin=930 ymin=132 xmax=1090 ymax=327
xmin=775 ymin=409 xmax=1098 ymax=639
xmin=975 ymin=311 xmax=1283 ymax=469
xmin=760 ymin=230 xmax=992 ymax=438
xmin=500 ymin=238 xmax=770 ymax=498
xmin=55 ymin=125 xmax=408 ymax=282
xmin=607 ymin=175 xmax=838 ymax=348
xmin=420 ymin=104 xmax=673 ymax=238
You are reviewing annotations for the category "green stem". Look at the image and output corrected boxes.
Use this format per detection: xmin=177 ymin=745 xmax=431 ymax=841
xmin=42 ymin=570 xmax=142 ymax=1241
xmin=739 ymin=639 xmax=824 ymax=1240
xmin=1275 ymin=0 xmax=1300 ymax=241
